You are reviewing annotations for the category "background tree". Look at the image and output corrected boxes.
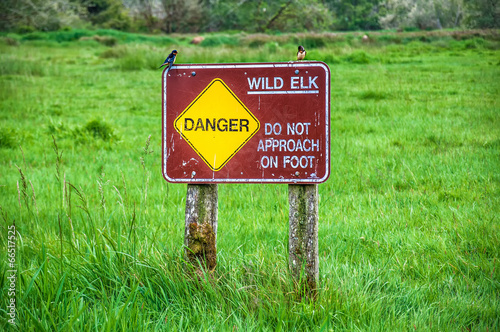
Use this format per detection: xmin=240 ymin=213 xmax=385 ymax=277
xmin=83 ymin=0 xmax=132 ymax=30
xmin=463 ymin=0 xmax=499 ymax=28
xmin=326 ymin=0 xmax=382 ymax=30
xmin=160 ymin=0 xmax=202 ymax=33
xmin=1 ymin=0 xmax=498 ymax=33
xmin=268 ymin=0 xmax=334 ymax=32
xmin=379 ymin=0 xmax=464 ymax=30
xmin=196 ymin=0 xmax=332 ymax=33
xmin=0 ymin=0 xmax=85 ymax=31
xmin=130 ymin=0 xmax=160 ymax=32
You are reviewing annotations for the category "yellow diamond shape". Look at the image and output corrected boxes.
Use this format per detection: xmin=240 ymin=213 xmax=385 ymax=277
xmin=174 ymin=78 xmax=260 ymax=171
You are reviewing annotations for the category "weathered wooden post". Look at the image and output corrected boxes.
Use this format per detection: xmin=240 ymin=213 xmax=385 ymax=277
xmin=184 ymin=184 xmax=218 ymax=274
xmin=288 ymin=184 xmax=319 ymax=295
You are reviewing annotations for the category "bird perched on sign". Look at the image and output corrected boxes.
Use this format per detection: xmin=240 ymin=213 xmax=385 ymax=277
xmin=159 ymin=50 xmax=178 ymax=73
xmin=297 ymin=45 xmax=306 ymax=61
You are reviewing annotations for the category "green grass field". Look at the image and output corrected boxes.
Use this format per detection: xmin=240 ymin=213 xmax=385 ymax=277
xmin=1 ymin=30 xmax=499 ymax=330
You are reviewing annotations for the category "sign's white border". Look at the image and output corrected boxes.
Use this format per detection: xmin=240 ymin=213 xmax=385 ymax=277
xmin=163 ymin=62 xmax=330 ymax=184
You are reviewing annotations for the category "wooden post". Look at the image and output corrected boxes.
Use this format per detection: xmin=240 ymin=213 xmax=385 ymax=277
xmin=184 ymin=184 xmax=218 ymax=274
xmin=288 ymin=184 xmax=319 ymax=296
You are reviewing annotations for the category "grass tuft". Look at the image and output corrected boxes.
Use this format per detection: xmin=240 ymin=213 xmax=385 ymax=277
xmin=358 ymin=90 xmax=390 ymax=100
xmin=99 ymin=44 xmax=165 ymax=70
xmin=80 ymin=35 xmax=118 ymax=47
xmin=342 ymin=50 xmax=373 ymax=64
xmin=201 ymin=35 xmax=240 ymax=47
xmin=0 ymin=36 xmax=20 ymax=46
xmin=83 ymin=119 xmax=116 ymax=141
xmin=99 ymin=45 xmax=129 ymax=59
xmin=0 ymin=127 xmax=16 ymax=148
xmin=0 ymin=57 xmax=52 ymax=76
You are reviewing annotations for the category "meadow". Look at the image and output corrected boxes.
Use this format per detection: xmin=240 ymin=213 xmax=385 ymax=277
xmin=0 ymin=29 xmax=499 ymax=330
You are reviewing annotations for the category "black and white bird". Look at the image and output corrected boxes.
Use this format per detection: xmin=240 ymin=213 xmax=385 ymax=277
xmin=159 ymin=50 xmax=178 ymax=73
xmin=297 ymin=46 xmax=306 ymax=61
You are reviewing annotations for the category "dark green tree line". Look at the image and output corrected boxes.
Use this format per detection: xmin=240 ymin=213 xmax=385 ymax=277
xmin=0 ymin=0 xmax=498 ymax=32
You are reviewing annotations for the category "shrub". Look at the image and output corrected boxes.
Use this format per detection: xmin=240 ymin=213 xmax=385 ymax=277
xmin=0 ymin=37 xmax=19 ymax=46
xmin=302 ymin=35 xmax=326 ymax=49
xmin=83 ymin=119 xmax=116 ymax=141
xmin=0 ymin=58 xmax=49 ymax=76
xmin=99 ymin=45 xmax=129 ymax=59
xmin=0 ymin=127 xmax=16 ymax=149
xmin=201 ymin=35 xmax=240 ymax=47
xmin=265 ymin=42 xmax=279 ymax=53
xmin=358 ymin=91 xmax=389 ymax=100
xmin=314 ymin=51 xmax=341 ymax=64
xmin=98 ymin=44 xmax=163 ymax=70
xmin=51 ymin=29 xmax=93 ymax=42
xmin=463 ymin=38 xmax=487 ymax=49
xmin=245 ymin=35 xmax=272 ymax=48
xmin=343 ymin=51 xmax=373 ymax=64
xmin=376 ymin=34 xmax=402 ymax=45
xmin=21 ymin=32 xmax=49 ymax=41
xmin=92 ymin=35 xmax=118 ymax=46
xmin=16 ymin=25 xmax=36 ymax=34
xmin=117 ymin=55 xmax=146 ymax=71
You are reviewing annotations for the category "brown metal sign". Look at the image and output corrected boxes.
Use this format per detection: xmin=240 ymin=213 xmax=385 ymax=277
xmin=162 ymin=62 xmax=330 ymax=183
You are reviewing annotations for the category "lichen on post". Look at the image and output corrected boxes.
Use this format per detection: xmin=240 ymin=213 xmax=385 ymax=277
xmin=184 ymin=184 xmax=218 ymax=273
xmin=288 ymin=184 xmax=319 ymax=297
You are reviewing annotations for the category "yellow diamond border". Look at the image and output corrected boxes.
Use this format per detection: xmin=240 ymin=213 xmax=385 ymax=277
xmin=174 ymin=78 xmax=260 ymax=171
